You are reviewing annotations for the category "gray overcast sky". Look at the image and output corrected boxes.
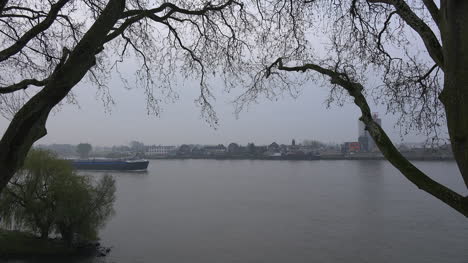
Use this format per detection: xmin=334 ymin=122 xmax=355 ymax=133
xmin=0 ymin=69 xmax=422 ymax=147
xmin=0 ymin=2 xmax=438 ymax=147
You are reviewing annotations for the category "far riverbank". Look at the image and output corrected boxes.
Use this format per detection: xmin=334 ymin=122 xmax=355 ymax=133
xmin=144 ymin=153 xmax=454 ymax=161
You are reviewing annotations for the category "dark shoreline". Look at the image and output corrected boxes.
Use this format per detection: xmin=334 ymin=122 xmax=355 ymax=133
xmin=0 ymin=230 xmax=110 ymax=260
xmin=143 ymin=155 xmax=455 ymax=162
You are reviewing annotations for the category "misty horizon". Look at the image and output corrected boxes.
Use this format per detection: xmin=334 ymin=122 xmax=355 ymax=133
xmin=0 ymin=76 xmax=435 ymax=148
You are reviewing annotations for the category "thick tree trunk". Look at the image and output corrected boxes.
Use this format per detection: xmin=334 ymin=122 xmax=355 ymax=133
xmin=40 ymin=227 xmax=50 ymax=239
xmin=439 ymin=0 xmax=468 ymax=189
xmin=0 ymin=110 xmax=49 ymax=191
xmin=59 ymin=226 xmax=74 ymax=247
xmin=0 ymin=0 xmax=126 ymax=193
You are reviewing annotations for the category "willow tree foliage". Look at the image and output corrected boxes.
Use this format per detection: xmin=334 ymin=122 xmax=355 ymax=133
xmin=0 ymin=149 xmax=70 ymax=238
xmin=0 ymin=149 xmax=116 ymax=245
xmin=0 ymin=0 xmax=255 ymax=191
xmin=237 ymin=0 xmax=468 ymax=217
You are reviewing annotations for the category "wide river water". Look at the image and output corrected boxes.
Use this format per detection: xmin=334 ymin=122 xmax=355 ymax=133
xmin=12 ymin=160 xmax=468 ymax=262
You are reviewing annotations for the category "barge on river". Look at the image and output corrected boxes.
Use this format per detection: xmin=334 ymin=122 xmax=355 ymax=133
xmin=71 ymin=159 xmax=149 ymax=171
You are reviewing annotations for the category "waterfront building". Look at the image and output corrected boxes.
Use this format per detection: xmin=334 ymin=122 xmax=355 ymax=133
xmin=145 ymin=145 xmax=177 ymax=156
xmin=203 ymin=144 xmax=227 ymax=155
xmin=342 ymin=142 xmax=361 ymax=153
xmin=358 ymin=113 xmax=382 ymax=152
xmin=268 ymin=142 xmax=280 ymax=152
xmin=358 ymin=136 xmax=369 ymax=152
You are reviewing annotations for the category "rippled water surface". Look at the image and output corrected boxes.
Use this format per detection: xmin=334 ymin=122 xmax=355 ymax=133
xmin=10 ymin=160 xmax=468 ymax=263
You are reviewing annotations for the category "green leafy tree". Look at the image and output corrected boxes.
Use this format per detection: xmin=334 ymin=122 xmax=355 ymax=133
xmin=76 ymin=143 xmax=92 ymax=159
xmin=0 ymin=149 xmax=71 ymax=238
xmin=54 ymin=174 xmax=116 ymax=245
xmin=0 ymin=149 xmax=116 ymax=245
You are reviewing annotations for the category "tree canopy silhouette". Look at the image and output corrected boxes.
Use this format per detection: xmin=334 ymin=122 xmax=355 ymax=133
xmin=0 ymin=0 xmax=467 ymax=218
xmin=0 ymin=0 xmax=254 ymax=191
xmin=237 ymin=0 xmax=468 ymax=217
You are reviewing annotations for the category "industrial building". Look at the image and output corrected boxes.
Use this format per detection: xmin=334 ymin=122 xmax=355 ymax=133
xmin=358 ymin=113 xmax=382 ymax=152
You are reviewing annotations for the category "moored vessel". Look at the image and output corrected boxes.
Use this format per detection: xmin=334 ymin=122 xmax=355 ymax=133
xmin=70 ymin=158 xmax=149 ymax=171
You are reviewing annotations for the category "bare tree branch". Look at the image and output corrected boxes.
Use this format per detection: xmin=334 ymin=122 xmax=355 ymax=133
xmin=0 ymin=78 xmax=47 ymax=94
xmin=368 ymin=0 xmax=444 ymax=68
xmin=106 ymin=0 xmax=242 ymax=44
xmin=0 ymin=0 xmax=70 ymax=62
xmin=0 ymin=46 xmax=71 ymax=94
xmin=0 ymin=0 xmax=125 ymax=192
xmin=422 ymin=0 xmax=440 ymax=27
xmin=267 ymin=58 xmax=468 ymax=217
xmin=0 ymin=0 xmax=252 ymax=193
xmin=0 ymin=0 xmax=8 ymax=14
xmin=122 ymin=0 xmax=241 ymax=19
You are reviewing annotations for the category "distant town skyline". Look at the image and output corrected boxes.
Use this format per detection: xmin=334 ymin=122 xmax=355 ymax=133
xmin=0 ymin=70 xmax=439 ymax=148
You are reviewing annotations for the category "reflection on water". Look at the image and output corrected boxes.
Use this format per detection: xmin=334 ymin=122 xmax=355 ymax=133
xmin=355 ymin=160 xmax=385 ymax=214
xmin=80 ymin=170 xmax=149 ymax=175
xmin=8 ymin=160 xmax=468 ymax=263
